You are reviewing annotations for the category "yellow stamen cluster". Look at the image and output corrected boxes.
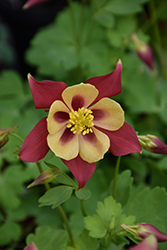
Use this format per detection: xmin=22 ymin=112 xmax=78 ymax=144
xmin=67 ymin=107 xmax=94 ymax=135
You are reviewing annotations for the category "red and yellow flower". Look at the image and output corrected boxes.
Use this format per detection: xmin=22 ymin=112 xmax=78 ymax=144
xmin=18 ymin=60 xmax=141 ymax=188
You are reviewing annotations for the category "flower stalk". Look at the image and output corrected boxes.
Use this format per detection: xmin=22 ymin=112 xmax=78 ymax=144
xmin=36 ymin=161 xmax=76 ymax=247
xmin=113 ymin=156 xmax=121 ymax=200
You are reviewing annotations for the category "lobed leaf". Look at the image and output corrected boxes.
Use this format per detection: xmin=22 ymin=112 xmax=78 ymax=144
xmin=39 ymin=185 xmax=73 ymax=208
xmin=26 ymin=226 xmax=68 ymax=250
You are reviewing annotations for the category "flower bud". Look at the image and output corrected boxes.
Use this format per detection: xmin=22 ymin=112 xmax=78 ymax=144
xmin=138 ymin=134 xmax=167 ymax=154
xmin=24 ymin=242 xmax=38 ymax=250
xmin=129 ymin=234 xmax=157 ymax=250
xmin=138 ymin=223 xmax=167 ymax=242
xmin=27 ymin=169 xmax=61 ymax=188
xmin=23 ymin=0 xmax=48 ymax=9
xmin=0 ymin=126 xmax=18 ymax=149
xmin=131 ymin=34 xmax=155 ymax=71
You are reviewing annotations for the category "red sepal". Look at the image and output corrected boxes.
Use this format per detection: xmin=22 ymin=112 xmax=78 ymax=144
xmin=85 ymin=60 xmax=122 ymax=104
xmin=18 ymin=117 xmax=49 ymax=162
xmin=62 ymin=155 xmax=96 ymax=189
xmin=129 ymin=235 xmax=157 ymax=250
xmin=28 ymin=75 xmax=67 ymax=109
xmin=98 ymin=122 xmax=142 ymax=156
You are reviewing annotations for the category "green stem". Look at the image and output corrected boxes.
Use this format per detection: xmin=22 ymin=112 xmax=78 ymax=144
xmin=36 ymin=161 xmax=75 ymax=247
xmin=147 ymin=0 xmax=161 ymax=45
xmin=113 ymin=156 xmax=121 ymax=200
xmin=62 ymin=172 xmax=78 ymax=190
xmin=80 ymin=200 xmax=87 ymax=217
xmin=9 ymin=132 xmax=24 ymax=142
xmin=57 ymin=205 xmax=76 ymax=247
xmin=100 ymin=229 xmax=124 ymax=250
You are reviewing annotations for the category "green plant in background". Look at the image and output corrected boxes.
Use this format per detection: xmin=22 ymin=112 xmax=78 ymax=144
xmin=1 ymin=0 xmax=167 ymax=249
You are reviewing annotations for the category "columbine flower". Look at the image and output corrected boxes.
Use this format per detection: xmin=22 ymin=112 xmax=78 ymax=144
xmin=23 ymin=0 xmax=48 ymax=9
xmin=0 ymin=126 xmax=18 ymax=149
xmin=138 ymin=134 xmax=167 ymax=154
xmin=129 ymin=234 xmax=157 ymax=250
xmin=131 ymin=34 xmax=155 ymax=71
xmin=18 ymin=60 xmax=141 ymax=189
xmin=24 ymin=242 xmax=39 ymax=250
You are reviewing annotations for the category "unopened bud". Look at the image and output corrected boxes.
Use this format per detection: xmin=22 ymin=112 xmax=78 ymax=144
xmin=0 ymin=126 xmax=18 ymax=149
xmin=138 ymin=134 xmax=167 ymax=154
xmin=23 ymin=0 xmax=48 ymax=9
xmin=24 ymin=242 xmax=38 ymax=250
xmin=138 ymin=223 xmax=167 ymax=242
xmin=131 ymin=34 xmax=155 ymax=71
xmin=27 ymin=169 xmax=61 ymax=188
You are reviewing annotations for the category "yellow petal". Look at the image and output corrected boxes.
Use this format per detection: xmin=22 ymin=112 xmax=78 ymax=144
xmin=62 ymin=83 xmax=99 ymax=110
xmin=47 ymin=100 xmax=70 ymax=135
xmin=79 ymin=127 xmax=110 ymax=163
xmin=91 ymin=98 xmax=124 ymax=131
xmin=47 ymin=126 xmax=79 ymax=160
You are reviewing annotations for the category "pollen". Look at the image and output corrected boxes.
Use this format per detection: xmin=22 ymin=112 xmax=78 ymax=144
xmin=67 ymin=107 xmax=94 ymax=135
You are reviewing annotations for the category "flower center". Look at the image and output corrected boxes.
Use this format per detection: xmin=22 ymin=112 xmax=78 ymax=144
xmin=67 ymin=107 xmax=94 ymax=135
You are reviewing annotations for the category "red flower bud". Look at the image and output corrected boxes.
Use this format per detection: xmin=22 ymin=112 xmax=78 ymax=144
xmin=24 ymin=242 xmax=38 ymax=250
xmin=138 ymin=223 xmax=167 ymax=242
xmin=27 ymin=169 xmax=60 ymax=188
xmin=0 ymin=126 xmax=18 ymax=149
xmin=138 ymin=134 xmax=167 ymax=154
xmin=23 ymin=0 xmax=49 ymax=9
xmin=131 ymin=34 xmax=155 ymax=71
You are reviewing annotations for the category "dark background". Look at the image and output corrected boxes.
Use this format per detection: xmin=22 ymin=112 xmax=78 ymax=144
xmin=0 ymin=0 xmax=67 ymax=78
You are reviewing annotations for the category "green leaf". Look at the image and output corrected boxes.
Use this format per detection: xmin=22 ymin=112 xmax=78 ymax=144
xmin=84 ymin=196 xmax=135 ymax=239
xmin=0 ymin=164 xmax=32 ymax=210
xmin=80 ymin=42 xmax=112 ymax=77
xmin=94 ymin=10 xmax=115 ymax=28
xmin=75 ymin=188 xmax=91 ymax=200
xmin=0 ymin=70 xmax=24 ymax=96
xmin=123 ymin=73 xmax=158 ymax=113
xmin=44 ymin=161 xmax=62 ymax=171
xmin=84 ymin=214 xmax=107 ymax=238
xmin=117 ymin=15 xmax=137 ymax=37
xmin=0 ymin=221 xmax=21 ymax=246
xmin=96 ymin=196 xmax=122 ymax=225
xmin=107 ymin=239 xmax=127 ymax=250
xmin=26 ymin=226 xmax=68 ymax=250
xmin=106 ymin=30 xmax=122 ymax=48
xmin=158 ymin=241 xmax=167 ymax=250
xmin=127 ymin=187 xmax=167 ymax=232
xmin=147 ymin=159 xmax=167 ymax=190
xmin=26 ymin=2 xmax=113 ymax=81
xmin=104 ymin=0 xmax=142 ymax=15
xmin=67 ymin=230 xmax=99 ymax=250
xmin=39 ymin=185 xmax=73 ymax=208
